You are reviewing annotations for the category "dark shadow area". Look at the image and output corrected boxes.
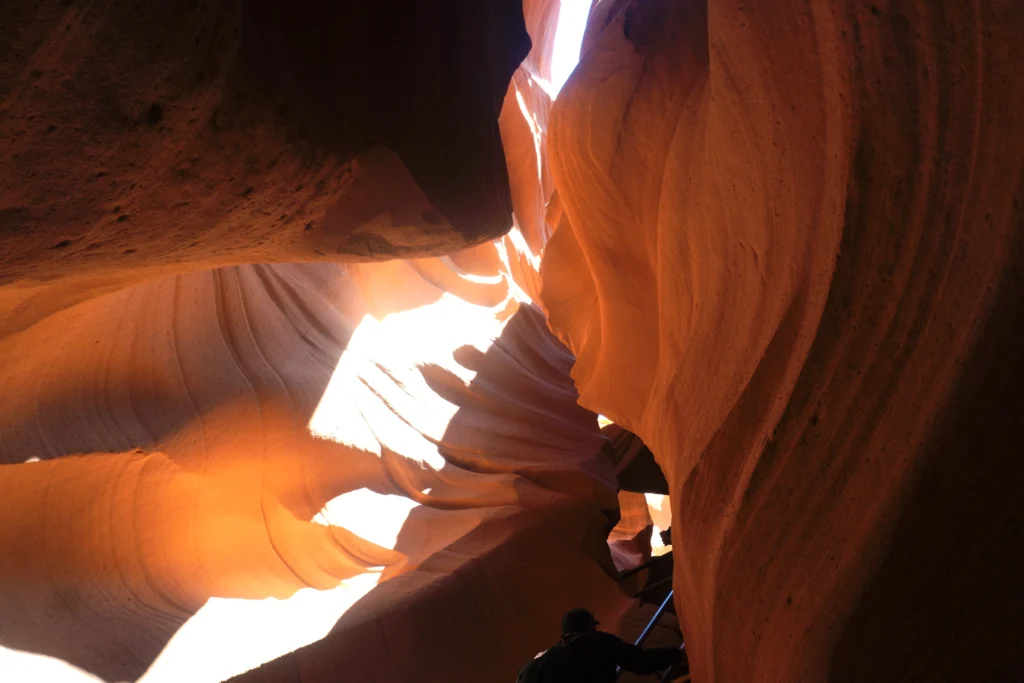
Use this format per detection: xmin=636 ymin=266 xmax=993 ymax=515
xmin=829 ymin=242 xmax=1024 ymax=682
xmin=623 ymin=552 xmax=675 ymax=606
xmin=602 ymin=424 xmax=671 ymax=495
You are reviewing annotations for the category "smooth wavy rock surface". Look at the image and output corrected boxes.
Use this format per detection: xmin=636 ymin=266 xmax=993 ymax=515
xmin=0 ymin=1 xmax=640 ymax=680
xmin=541 ymin=1 xmax=1024 ymax=681
xmin=0 ymin=239 xmax=633 ymax=682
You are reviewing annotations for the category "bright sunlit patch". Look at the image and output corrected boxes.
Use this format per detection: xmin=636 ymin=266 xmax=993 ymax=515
xmin=526 ymin=72 xmax=557 ymax=100
xmin=436 ymin=256 xmax=505 ymax=285
xmin=138 ymin=574 xmax=380 ymax=683
xmin=0 ymin=647 xmax=105 ymax=683
xmin=308 ymin=313 xmax=387 ymax=453
xmin=308 ymin=282 xmax=511 ymax=469
xmin=314 ymin=488 xmax=422 ymax=551
xmin=650 ymin=527 xmax=671 ymax=557
xmin=308 ymin=302 xmax=485 ymax=467
xmin=496 ymin=226 xmax=541 ymax=300
xmin=550 ymin=0 xmax=592 ymax=94
xmin=645 ymin=493 xmax=672 ymax=557
xmin=514 ymin=83 xmax=546 ymax=183
xmin=597 ymin=414 xmax=613 ymax=428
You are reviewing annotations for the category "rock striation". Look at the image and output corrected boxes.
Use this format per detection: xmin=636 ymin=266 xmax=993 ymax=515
xmin=2 ymin=0 xmax=1023 ymax=681
xmin=541 ymin=1 xmax=1024 ymax=681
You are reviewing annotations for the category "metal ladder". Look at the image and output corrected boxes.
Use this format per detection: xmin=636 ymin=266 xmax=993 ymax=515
xmin=615 ymin=589 xmax=687 ymax=682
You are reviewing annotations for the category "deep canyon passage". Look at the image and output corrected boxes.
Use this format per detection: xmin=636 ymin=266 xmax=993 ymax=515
xmin=0 ymin=1 xmax=1022 ymax=682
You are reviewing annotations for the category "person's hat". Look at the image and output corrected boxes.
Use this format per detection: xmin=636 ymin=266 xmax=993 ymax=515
xmin=561 ymin=608 xmax=599 ymax=633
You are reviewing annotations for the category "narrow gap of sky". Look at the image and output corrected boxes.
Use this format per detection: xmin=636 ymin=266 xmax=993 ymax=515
xmin=550 ymin=0 xmax=592 ymax=95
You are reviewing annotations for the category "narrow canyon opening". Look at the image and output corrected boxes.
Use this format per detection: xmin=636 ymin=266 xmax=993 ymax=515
xmin=1 ymin=1 xmax=1022 ymax=683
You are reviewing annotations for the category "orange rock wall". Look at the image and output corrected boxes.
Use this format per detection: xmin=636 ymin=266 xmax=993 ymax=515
xmin=0 ymin=2 xmax=639 ymax=681
xmin=542 ymin=0 xmax=1024 ymax=681
xmin=0 ymin=249 xmax=632 ymax=681
xmin=1 ymin=0 xmax=530 ymax=336
xmin=4 ymin=0 xmax=1022 ymax=680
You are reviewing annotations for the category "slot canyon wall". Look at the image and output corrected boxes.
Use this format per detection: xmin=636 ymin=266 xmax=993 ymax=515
xmin=542 ymin=0 xmax=1024 ymax=681
xmin=0 ymin=2 xmax=1021 ymax=683
xmin=1 ymin=1 xmax=633 ymax=681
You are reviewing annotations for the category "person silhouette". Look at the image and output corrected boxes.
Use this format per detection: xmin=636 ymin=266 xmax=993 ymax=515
xmin=517 ymin=608 xmax=686 ymax=683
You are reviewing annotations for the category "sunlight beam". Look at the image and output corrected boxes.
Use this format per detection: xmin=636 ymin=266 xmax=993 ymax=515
xmin=550 ymin=0 xmax=592 ymax=95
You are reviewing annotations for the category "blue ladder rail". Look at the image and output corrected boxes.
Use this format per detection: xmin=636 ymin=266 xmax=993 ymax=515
xmin=616 ymin=590 xmax=677 ymax=679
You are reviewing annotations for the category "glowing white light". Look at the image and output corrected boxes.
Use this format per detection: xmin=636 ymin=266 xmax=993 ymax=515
xmin=138 ymin=574 xmax=381 ymax=683
xmin=308 ymin=287 xmax=511 ymax=470
xmin=0 ymin=647 xmax=104 ymax=683
xmin=550 ymin=0 xmax=592 ymax=94
xmin=307 ymin=314 xmax=387 ymax=453
xmin=514 ymin=84 xmax=546 ymax=183
xmin=646 ymin=493 xmax=672 ymax=557
xmin=314 ymin=488 xmax=421 ymax=551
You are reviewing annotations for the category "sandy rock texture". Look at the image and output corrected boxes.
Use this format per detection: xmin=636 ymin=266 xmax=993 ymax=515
xmin=0 ymin=0 xmax=529 ymax=334
xmin=5 ymin=0 xmax=1023 ymax=680
xmin=541 ymin=0 xmax=1024 ymax=681
xmin=0 ymin=245 xmax=627 ymax=682
xmin=0 ymin=1 xmax=636 ymax=681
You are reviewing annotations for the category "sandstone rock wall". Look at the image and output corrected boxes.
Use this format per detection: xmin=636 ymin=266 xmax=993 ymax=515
xmin=0 ymin=2 xmax=634 ymax=681
xmin=541 ymin=1 xmax=1024 ymax=680
xmin=3 ymin=0 xmax=1023 ymax=680
xmin=1 ymin=0 xmax=530 ymax=335
xmin=0 ymin=249 xmax=625 ymax=682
